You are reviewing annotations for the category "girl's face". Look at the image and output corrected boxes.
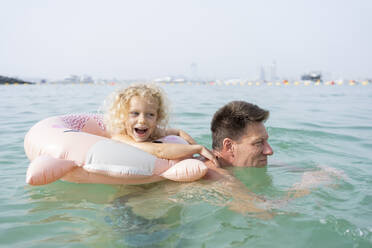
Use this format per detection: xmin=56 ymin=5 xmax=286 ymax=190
xmin=124 ymin=95 xmax=159 ymax=142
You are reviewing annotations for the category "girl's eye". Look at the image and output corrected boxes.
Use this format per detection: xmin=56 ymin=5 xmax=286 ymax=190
xmin=130 ymin=112 xmax=139 ymax=116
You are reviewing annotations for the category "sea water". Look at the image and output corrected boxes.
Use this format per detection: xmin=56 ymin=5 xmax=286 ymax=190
xmin=0 ymin=83 xmax=371 ymax=247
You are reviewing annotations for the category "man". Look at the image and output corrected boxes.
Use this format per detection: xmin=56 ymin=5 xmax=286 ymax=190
xmin=203 ymin=100 xmax=274 ymax=180
xmin=203 ymin=101 xmax=338 ymax=212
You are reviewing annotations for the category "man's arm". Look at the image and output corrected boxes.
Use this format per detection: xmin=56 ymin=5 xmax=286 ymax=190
xmin=200 ymin=162 xmax=272 ymax=217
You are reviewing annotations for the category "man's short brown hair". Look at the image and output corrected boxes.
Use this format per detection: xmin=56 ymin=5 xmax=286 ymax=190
xmin=211 ymin=101 xmax=269 ymax=150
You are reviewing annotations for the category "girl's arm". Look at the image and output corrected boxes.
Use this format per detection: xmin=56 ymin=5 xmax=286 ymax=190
xmin=112 ymin=134 xmax=219 ymax=167
xmin=163 ymin=128 xmax=197 ymax=145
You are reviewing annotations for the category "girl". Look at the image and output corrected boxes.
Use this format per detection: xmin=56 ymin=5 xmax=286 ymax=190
xmin=103 ymin=83 xmax=218 ymax=166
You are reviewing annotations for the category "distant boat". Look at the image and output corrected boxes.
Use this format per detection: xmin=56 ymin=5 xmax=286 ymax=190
xmin=301 ymin=72 xmax=322 ymax=82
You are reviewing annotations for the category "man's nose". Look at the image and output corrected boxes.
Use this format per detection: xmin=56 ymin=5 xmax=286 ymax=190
xmin=263 ymin=142 xmax=274 ymax=155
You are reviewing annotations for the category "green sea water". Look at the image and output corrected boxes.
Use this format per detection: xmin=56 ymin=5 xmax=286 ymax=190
xmin=1 ymin=83 xmax=372 ymax=247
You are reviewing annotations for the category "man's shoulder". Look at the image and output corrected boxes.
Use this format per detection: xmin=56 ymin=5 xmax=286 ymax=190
xmin=203 ymin=167 xmax=231 ymax=181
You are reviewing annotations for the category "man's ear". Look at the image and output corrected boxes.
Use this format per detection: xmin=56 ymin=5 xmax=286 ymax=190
xmin=222 ymin=138 xmax=234 ymax=154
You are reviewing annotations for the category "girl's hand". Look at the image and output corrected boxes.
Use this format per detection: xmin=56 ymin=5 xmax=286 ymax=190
xmin=199 ymin=146 xmax=219 ymax=168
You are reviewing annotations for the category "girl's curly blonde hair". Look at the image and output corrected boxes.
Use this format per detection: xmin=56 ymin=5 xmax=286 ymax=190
xmin=103 ymin=83 xmax=169 ymax=137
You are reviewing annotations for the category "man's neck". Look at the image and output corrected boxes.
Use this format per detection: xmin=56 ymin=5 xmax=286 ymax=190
xmin=214 ymin=150 xmax=233 ymax=168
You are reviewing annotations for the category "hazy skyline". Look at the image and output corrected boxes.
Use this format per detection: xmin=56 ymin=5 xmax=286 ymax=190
xmin=1 ymin=0 xmax=371 ymax=80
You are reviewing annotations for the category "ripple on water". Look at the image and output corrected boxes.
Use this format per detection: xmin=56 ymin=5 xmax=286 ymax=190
xmin=320 ymin=215 xmax=372 ymax=244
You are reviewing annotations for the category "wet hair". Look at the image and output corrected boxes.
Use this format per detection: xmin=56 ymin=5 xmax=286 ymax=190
xmin=211 ymin=101 xmax=269 ymax=150
xmin=103 ymin=83 xmax=169 ymax=136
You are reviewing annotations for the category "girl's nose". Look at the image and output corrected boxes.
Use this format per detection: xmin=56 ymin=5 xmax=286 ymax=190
xmin=138 ymin=114 xmax=145 ymax=123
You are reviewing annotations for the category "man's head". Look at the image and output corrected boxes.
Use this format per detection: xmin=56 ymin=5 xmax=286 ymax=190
xmin=211 ymin=101 xmax=273 ymax=167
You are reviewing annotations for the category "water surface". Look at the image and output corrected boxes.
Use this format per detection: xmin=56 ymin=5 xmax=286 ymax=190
xmin=1 ymin=83 xmax=371 ymax=247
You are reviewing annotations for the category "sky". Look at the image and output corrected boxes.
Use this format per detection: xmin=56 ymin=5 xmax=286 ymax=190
xmin=0 ymin=0 xmax=371 ymax=81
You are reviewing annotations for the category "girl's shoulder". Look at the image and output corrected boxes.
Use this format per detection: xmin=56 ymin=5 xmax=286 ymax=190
xmin=151 ymin=127 xmax=167 ymax=140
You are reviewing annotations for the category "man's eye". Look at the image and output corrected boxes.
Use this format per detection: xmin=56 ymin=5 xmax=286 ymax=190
xmin=147 ymin=113 xmax=155 ymax=117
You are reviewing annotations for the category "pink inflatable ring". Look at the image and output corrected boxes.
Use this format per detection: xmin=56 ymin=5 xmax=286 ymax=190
xmin=24 ymin=114 xmax=208 ymax=185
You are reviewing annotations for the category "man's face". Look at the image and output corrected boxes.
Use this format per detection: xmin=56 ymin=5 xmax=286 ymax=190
xmin=231 ymin=122 xmax=273 ymax=167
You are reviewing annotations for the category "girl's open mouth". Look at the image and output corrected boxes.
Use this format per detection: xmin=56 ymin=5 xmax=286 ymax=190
xmin=134 ymin=128 xmax=148 ymax=135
